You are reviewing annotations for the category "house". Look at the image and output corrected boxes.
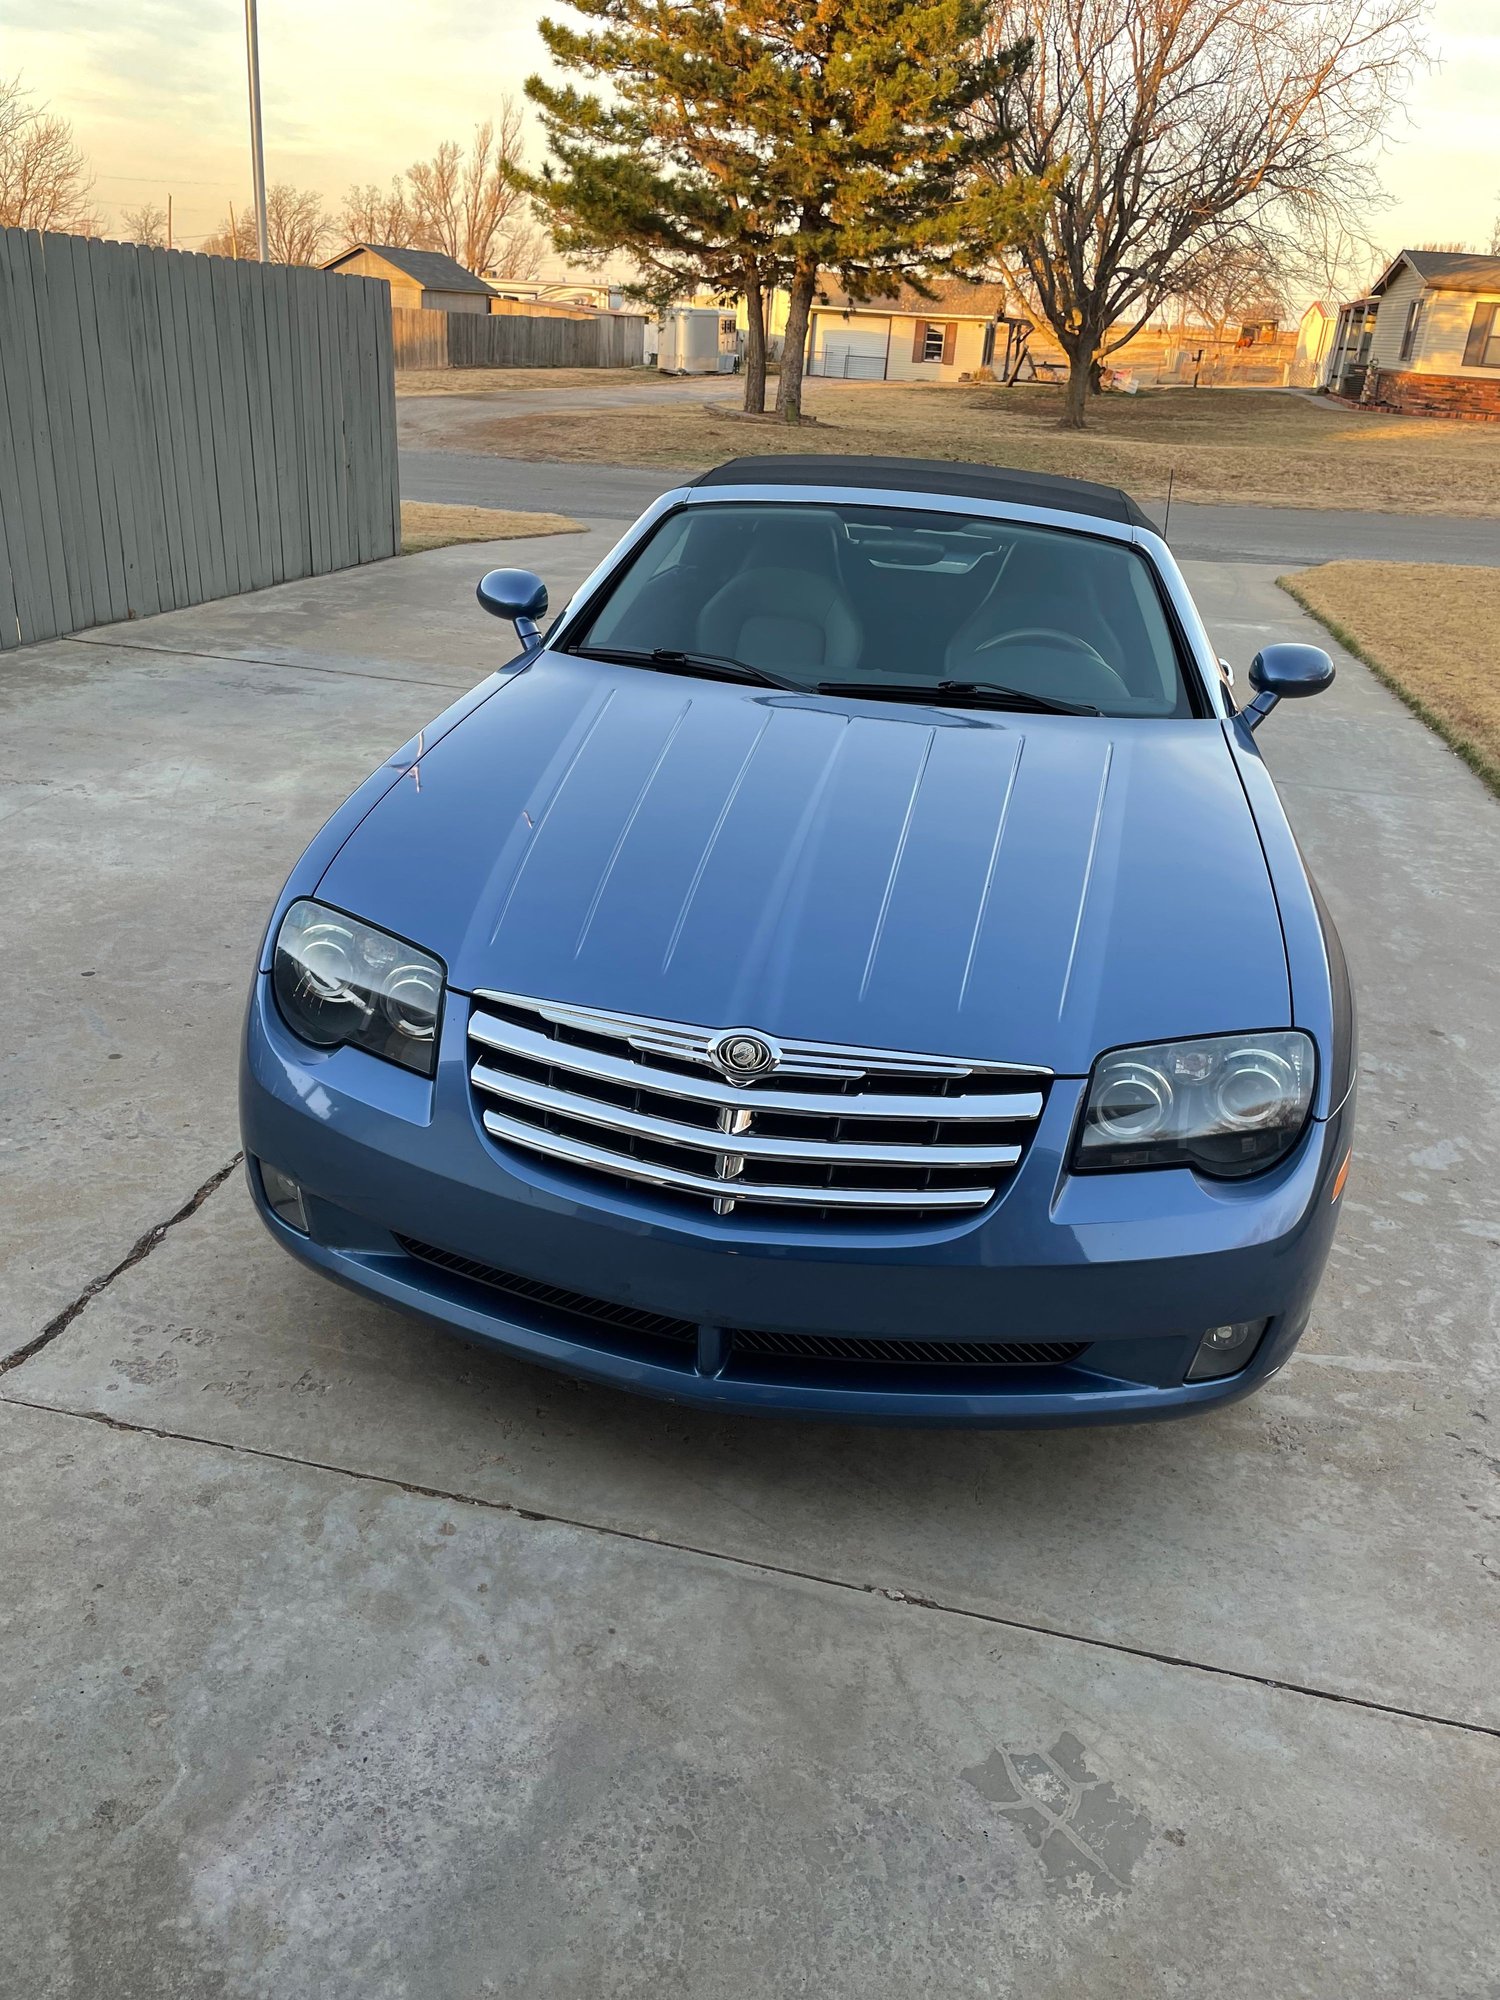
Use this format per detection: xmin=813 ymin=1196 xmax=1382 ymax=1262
xmin=1351 ymin=249 xmax=1500 ymax=418
xmin=321 ymin=245 xmax=496 ymax=315
xmin=485 ymin=275 xmax=627 ymax=312
xmin=805 ymin=279 xmax=1017 ymax=381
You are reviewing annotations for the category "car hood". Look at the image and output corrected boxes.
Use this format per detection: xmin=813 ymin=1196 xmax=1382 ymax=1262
xmin=316 ymin=655 xmax=1288 ymax=1075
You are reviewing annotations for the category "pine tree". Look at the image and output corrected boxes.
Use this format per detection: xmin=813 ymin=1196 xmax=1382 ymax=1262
xmin=526 ymin=8 xmax=787 ymax=411
xmin=526 ymin=1 xmax=1046 ymax=422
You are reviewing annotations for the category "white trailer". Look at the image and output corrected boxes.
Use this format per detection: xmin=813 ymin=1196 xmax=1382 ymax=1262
xmin=658 ymin=306 xmax=740 ymax=374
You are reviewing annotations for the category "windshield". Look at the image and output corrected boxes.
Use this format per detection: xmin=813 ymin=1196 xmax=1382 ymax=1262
xmin=567 ymin=500 xmax=1196 ymax=718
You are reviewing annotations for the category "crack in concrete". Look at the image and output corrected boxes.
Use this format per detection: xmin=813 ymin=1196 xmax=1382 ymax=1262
xmin=0 ymin=1155 xmax=243 ymax=1376
xmin=2 ymin=1386 xmax=1495 ymax=1747
xmin=63 ymin=633 xmax=470 ymax=692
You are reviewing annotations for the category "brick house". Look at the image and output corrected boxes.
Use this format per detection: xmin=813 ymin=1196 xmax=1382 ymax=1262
xmin=1357 ymin=249 xmax=1500 ymax=420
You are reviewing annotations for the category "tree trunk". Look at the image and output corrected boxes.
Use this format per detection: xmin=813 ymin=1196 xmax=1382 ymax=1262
xmin=1060 ymin=342 xmax=1092 ymax=429
xmin=742 ymin=271 xmax=767 ymax=414
xmin=775 ymin=260 xmax=817 ymax=423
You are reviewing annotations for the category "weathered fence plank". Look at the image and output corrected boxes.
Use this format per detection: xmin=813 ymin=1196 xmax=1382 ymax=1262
xmin=0 ymin=237 xmax=44 ymax=646
xmin=145 ymin=245 xmax=203 ymax=608
xmin=62 ymin=233 xmax=129 ymax=624
xmin=0 ymin=231 xmax=73 ymax=641
xmin=389 ymin=302 xmax=647 ymax=371
xmin=0 ymin=230 xmax=399 ymax=652
xmin=27 ymin=232 xmax=94 ymax=631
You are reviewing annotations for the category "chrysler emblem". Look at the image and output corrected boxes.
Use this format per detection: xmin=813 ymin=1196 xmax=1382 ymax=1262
xmin=710 ymin=1029 xmax=778 ymax=1083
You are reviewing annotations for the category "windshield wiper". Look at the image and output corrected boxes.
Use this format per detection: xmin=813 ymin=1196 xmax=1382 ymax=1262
xmin=814 ymin=679 xmax=1100 ymax=716
xmin=571 ymin=645 xmax=800 ymax=691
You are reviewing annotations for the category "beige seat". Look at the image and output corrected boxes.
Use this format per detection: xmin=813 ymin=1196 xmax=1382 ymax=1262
xmin=696 ymin=512 xmax=861 ymax=676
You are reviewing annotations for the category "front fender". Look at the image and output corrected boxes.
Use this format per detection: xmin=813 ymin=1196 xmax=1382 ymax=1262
xmin=1225 ymin=719 xmax=1355 ymax=1121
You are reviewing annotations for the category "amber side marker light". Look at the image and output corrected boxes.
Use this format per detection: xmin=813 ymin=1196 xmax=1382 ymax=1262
xmin=1331 ymin=1151 xmax=1352 ymax=1203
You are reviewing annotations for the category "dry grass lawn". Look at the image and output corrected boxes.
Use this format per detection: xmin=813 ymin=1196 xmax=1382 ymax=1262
xmin=435 ymin=379 xmax=1500 ymax=516
xmin=395 ymin=365 xmax=665 ymax=398
xmin=1280 ymin=562 xmax=1500 ymax=795
xmin=400 ymin=501 xmax=586 ymax=554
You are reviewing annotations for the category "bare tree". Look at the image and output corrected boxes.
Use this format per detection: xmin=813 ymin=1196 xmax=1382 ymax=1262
xmin=1179 ymin=240 xmax=1287 ymax=339
xmin=406 ymin=104 xmax=542 ymax=275
xmin=1286 ymin=211 xmax=1383 ymax=306
xmin=972 ymin=0 xmax=1427 ymax=427
xmin=203 ymin=183 xmax=331 ymax=264
xmin=0 ymin=74 xmax=99 ymax=233
xmin=120 ymin=199 xmax=168 ymax=248
xmin=201 ymin=206 xmax=258 ymax=260
xmin=338 ymin=177 xmax=417 ymax=249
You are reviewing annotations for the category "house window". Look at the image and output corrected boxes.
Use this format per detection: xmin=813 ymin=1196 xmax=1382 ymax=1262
xmin=922 ymin=322 xmax=946 ymax=361
xmin=1464 ymin=302 xmax=1500 ymax=368
xmin=1399 ymin=296 xmax=1426 ymax=363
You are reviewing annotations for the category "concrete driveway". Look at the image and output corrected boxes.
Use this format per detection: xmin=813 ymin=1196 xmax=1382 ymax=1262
xmin=1 ymin=527 xmax=1496 ymax=1998
xmin=396 ymin=373 xmax=744 ymax=453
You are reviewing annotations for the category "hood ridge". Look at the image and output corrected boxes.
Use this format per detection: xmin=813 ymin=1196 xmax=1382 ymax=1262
xmin=314 ymin=657 xmax=1289 ymax=1070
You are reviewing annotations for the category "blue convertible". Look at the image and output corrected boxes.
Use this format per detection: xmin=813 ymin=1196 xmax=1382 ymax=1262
xmin=241 ymin=456 xmax=1355 ymax=1424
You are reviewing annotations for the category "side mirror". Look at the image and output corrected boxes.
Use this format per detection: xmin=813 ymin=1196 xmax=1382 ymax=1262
xmin=477 ymin=568 xmax=548 ymax=647
xmin=1244 ymin=642 xmax=1334 ymax=730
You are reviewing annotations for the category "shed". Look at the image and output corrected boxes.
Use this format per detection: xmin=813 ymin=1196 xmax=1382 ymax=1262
xmin=1290 ymin=301 xmax=1338 ymax=387
xmin=322 ymin=245 xmax=497 ymax=315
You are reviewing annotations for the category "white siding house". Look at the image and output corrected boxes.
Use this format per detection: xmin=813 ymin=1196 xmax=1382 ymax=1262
xmin=1353 ymin=249 xmax=1500 ymax=418
xmin=806 ymin=280 xmax=1015 ymax=383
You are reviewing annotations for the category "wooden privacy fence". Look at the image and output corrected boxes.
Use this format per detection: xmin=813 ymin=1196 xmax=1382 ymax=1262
xmin=391 ymin=304 xmax=647 ymax=371
xmin=0 ymin=228 xmax=399 ymax=652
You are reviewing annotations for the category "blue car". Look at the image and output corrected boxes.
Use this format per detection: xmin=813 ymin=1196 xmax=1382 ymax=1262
xmin=241 ymin=456 xmax=1355 ymax=1425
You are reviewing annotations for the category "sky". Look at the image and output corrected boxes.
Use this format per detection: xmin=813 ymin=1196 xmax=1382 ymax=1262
xmin=5 ymin=0 xmax=1499 ymax=286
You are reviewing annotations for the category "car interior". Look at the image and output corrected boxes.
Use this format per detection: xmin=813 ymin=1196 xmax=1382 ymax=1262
xmin=572 ymin=501 xmax=1196 ymax=716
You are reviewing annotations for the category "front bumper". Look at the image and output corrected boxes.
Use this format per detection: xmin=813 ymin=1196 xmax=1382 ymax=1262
xmin=241 ymin=979 xmax=1352 ymax=1426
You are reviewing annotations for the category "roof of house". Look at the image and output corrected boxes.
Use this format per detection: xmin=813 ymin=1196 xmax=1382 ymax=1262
xmin=814 ymin=277 xmax=1015 ymax=319
xmin=1372 ymin=249 xmax=1500 ymax=297
xmin=691 ymin=455 xmax=1154 ymax=529
xmin=324 ymin=244 xmax=496 ymax=296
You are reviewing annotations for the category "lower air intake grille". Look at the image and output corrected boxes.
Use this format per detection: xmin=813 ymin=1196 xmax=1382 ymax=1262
xmin=395 ymin=1235 xmax=696 ymax=1345
xmin=731 ymin=1329 xmax=1086 ymax=1368
xmin=396 ymin=1236 xmax=1085 ymax=1371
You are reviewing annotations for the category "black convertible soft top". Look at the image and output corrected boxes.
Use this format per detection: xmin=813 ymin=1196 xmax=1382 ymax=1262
xmin=692 ymin=454 xmax=1155 ymax=530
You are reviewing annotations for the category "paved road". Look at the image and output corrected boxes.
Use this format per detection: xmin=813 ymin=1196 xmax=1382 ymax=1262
xmin=2 ymin=541 xmax=1496 ymax=1994
xmin=400 ymin=445 xmax=1500 ymax=566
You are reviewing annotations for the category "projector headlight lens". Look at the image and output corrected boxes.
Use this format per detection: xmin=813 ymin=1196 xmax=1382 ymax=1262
xmin=272 ymin=900 xmax=443 ymax=1077
xmin=1073 ymin=1031 xmax=1315 ymax=1178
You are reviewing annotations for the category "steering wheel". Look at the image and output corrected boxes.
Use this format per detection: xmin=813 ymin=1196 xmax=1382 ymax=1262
xmin=968 ymin=627 xmax=1132 ymax=702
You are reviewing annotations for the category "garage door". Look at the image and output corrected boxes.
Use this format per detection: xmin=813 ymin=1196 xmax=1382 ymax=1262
xmin=812 ymin=323 xmax=888 ymax=380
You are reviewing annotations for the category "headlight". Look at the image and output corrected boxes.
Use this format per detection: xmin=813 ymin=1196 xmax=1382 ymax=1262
xmin=271 ymin=900 xmax=444 ymax=1077
xmin=1072 ymin=1031 xmax=1315 ymax=1178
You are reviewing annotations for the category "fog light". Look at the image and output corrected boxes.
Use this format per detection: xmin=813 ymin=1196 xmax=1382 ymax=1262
xmin=258 ymin=1161 xmax=308 ymax=1234
xmin=1187 ymin=1318 xmax=1267 ymax=1382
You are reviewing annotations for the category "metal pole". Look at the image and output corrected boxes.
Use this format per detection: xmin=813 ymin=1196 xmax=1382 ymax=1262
xmin=244 ymin=0 xmax=270 ymax=261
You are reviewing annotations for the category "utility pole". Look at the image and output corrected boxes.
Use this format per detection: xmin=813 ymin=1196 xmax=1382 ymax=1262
xmin=166 ymin=193 xmax=173 ymax=251
xmin=244 ymin=0 xmax=270 ymax=262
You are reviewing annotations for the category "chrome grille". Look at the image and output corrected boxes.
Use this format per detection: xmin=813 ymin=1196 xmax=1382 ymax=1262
xmin=468 ymin=990 xmax=1048 ymax=1217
